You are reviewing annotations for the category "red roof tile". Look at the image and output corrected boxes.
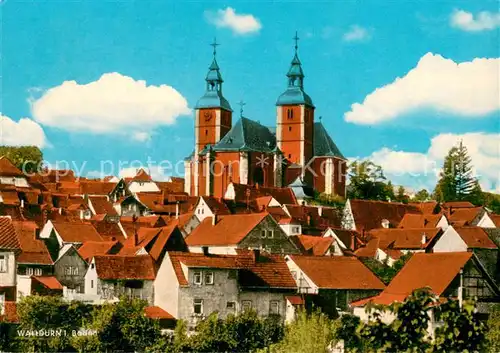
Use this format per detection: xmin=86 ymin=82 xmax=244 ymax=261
xmin=91 ymin=220 xmax=126 ymax=242
xmin=33 ymin=276 xmax=63 ymax=290
xmin=454 ymin=226 xmax=498 ymax=249
xmin=383 ymin=252 xmax=473 ymax=297
xmin=0 ymin=217 xmax=20 ymax=250
xmin=13 ymin=221 xmax=53 ymax=265
xmin=408 ymin=201 xmax=438 ymax=215
xmin=489 ymin=214 xmax=500 ymax=227
xmin=144 ymin=306 xmax=175 ymax=320
xmin=230 ymin=183 xmax=297 ymax=205
xmin=94 ymin=255 xmax=156 ymax=280
xmin=0 ymin=157 xmax=24 ymax=177
xmin=131 ymin=169 xmax=152 ymax=182
xmin=0 ymin=302 xmax=18 ymax=323
xmin=78 ymin=240 xmax=119 ymax=262
xmin=89 ymin=196 xmax=118 ymax=216
xmin=200 ymin=196 xmax=231 ymax=215
xmin=295 ymin=235 xmax=334 ymax=256
xmin=285 ymin=205 xmax=342 ymax=232
xmin=398 ymin=213 xmax=444 ymax=229
xmin=52 ymin=221 xmax=103 ymax=243
xmin=290 ymin=255 xmax=385 ymax=290
xmin=448 ymin=207 xmax=483 ymax=225
xmin=368 ymin=228 xmax=442 ymax=250
xmin=0 ymin=190 xmax=20 ymax=206
xmin=185 ymin=213 xmax=268 ymax=246
xmin=349 ymin=199 xmax=422 ymax=231
xmin=286 ymin=295 xmax=305 ymax=305
xmin=442 ymin=201 xmax=475 ymax=209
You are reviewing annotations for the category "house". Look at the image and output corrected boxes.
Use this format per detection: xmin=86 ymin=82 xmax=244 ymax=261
xmin=342 ymin=199 xmax=422 ymax=232
xmin=170 ymin=212 xmax=200 ymax=237
xmin=40 ymin=220 xmax=103 ymax=252
xmin=224 ymin=182 xmax=298 ymax=206
xmin=185 ymin=213 xmax=300 ymax=255
xmin=0 ymin=217 xmax=20 ymax=301
xmin=29 ymin=276 xmax=63 ymax=296
xmin=126 ymin=169 xmax=160 ymax=193
xmin=447 ymin=207 xmax=485 ymax=226
xmin=77 ymin=240 xmax=120 ymax=262
xmin=193 ymin=196 xmax=232 ymax=222
xmin=351 ymin=252 xmax=500 ymax=321
xmin=53 ymin=244 xmax=88 ymax=294
xmin=0 ymin=157 xmax=30 ymax=188
xmin=408 ymin=201 xmax=439 ymax=215
xmin=292 ymin=235 xmax=338 ymax=256
xmin=88 ymin=196 xmax=119 ymax=219
xmin=432 ymin=226 xmax=497 ymax=253
xmin=283 ymin=204 xmax=342 ymax=235
xmin=84 ymin=255 xmax=156 ymax=304
xmin=476 ymin=212 xmax=500 ymax=228
xmin=154 ymin=250 xmax=296 ymax=327
xmin=285 ymin=255 xmax=385 ymax=317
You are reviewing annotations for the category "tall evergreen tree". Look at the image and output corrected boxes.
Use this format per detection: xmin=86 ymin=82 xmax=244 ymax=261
xmin=433 ymin=141 xmax=482 ymax=203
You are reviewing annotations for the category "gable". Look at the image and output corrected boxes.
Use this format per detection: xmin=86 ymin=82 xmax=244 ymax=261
xmin=432 ymin=227 xmax=468 ymax=253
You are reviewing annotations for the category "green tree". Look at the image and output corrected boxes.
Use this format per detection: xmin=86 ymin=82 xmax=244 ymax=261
xmin=335 ymin=314 xmax=363 ymax=352
xmin=361 ymin=253 xmax=413 ymax=285
xmin=483 ymin=192 xmax=500 ymax=214
xmin=348 ymin=160 xmax=394 ymax=201
xmin=433 ymin=141 xmax=482 ymax=204
xmin=395 ymin=185 xmax=409 ymax=204
xmin=265 ymin=310 xmax=339 ymax=353
xmin=486 ymin=305 xmax=500 ymax=353
xmin=412 ymin=189 xmax=430 ymax=202
xmin=0 ymin=146 xmax=43 ymax=174
xmin=432 ymin=299 xmax=486 ymax=353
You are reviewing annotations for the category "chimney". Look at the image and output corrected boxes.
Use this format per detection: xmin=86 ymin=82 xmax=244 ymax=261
xmin=212 ymin=213 xmax=218 ymax=226
xmin=202 ymin=246 xmax=209 ymax=256
xmin=175 ymin=201 xmax=180 ymax=219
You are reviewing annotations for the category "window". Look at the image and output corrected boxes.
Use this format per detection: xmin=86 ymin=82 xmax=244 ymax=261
xmin=241 ymin=300 xmax=252 ymax=311
xmin=261 ymin=230 xmax=267 ymax=238
xmin=204 ymin=272 xmax=214 ymax=285
xmin=268 ymin=230 xmax=274 ymax=238
xmin=65 ymin=267 xmax=72 ymax=276
xmin=205 ymin=129 xmax=208 ymax=136
xmin=288 ymin=126 xmax=292 ymax=132
xmin=26 ymin=268 xmax=34 ymax=276
xmin=288 ymin=154 xmax=291 ymax=159
xmin=226 ymin=301 xmax=236 ymax=311
xmin=193 ymin=299 xmax=204 ymax=314
xmin=287 ymin=109 xmax=294 ymax=119
xmin=91 ymin=263 xmax=95 ymax=269
xmin=91 ymin=280 xmax=94 ymax=289
xmin=293 ymin=226 xmax=300 ymax=233
xmin=34 ymin=268 xmax=42 ymax=276
xmin=193 ymin=271 xmax=202 ymax=285
xmin=73 ymin=267 xmax=79 ymax=276
xmin=0 ymin=255 xmax=6 ymax=273
xmin=269 ymin=301 xmax=280 ymax=315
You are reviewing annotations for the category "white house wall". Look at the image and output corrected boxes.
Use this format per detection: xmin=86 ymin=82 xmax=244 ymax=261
xmin=154 ymin=253 xmax=180 ymax=319
xmin=432 ymin=226 xmax=468 ymax=253
xmin=0 ymin=251 xmax=16 ymax=287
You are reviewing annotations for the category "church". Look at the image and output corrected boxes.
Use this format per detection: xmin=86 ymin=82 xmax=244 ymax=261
xmin=184 ymin=35 xmax=347 ymax=199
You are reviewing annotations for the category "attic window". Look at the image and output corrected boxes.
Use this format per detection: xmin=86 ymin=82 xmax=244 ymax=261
xmin=261 ymin=230 xmax=267 ymax=238
xmin=0 ymin=255 xmax=6 ymax=273
xmin=193 ymin=271 xmax=202 ymax=285
xmin=268 ymin=230 xmax=274 ymax=238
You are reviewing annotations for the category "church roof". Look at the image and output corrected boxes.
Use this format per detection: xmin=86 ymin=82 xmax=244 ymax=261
xmin=288 ymin=176 xmax=314 ymax=200
xmin=195 ymin=91 xmax=232 ymax=111
xmin=276 ymin=87 xmax=314 ymax=107
xmin=202 ymin=117 xmax=277 ymax=154
xmin=313 ymin=122 xmax=345 ymax=159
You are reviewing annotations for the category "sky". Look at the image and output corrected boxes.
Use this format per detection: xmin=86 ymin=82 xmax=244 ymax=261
xmin=1 ymin=0 xmax=499 ymax=192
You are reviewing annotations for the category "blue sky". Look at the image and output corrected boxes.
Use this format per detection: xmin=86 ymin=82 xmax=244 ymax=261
xmin=1 ymin=0 xmax=499 ymax=192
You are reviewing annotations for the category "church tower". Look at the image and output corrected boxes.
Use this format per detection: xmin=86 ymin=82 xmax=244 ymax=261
xmin=194 ymin=38 xmax=233 ymax=155
xmin=276 ymin=32 xmax=315 ymax=175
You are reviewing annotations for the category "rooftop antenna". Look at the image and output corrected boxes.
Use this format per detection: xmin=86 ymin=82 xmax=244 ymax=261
xmin=238 ymin=100 xmax=246 ymax=118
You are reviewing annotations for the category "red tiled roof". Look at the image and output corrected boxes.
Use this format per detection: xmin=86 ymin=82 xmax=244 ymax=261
xmin=442 ymin=201 xmax=475 ymax=209
xmin=78 ymin=240 xmax=119 ymax=262
xmin=408 ymin=201 xmax=438 ymax=215
xmin=230 ymin=183 xmax=297 ymax=206
xmin=89 ymin=196 xmax=118 ymax=216
xmin=454 ymin=226 xmax=498 ymax=249
xmin=382 ymin=252 xmax=473 ymax=298
xmin=448 ymin=207 xmax=483 ymax=225
xmin=368 ymin=228 xmax=442 ymax=250
xmin=33 ymin=276 xmax=63 ymax=290
xmin=94 ymin=255 xmax=156 ymax=280
xmin=144 ymin=306 xmax=175 ymax=320
xmin=52 ymin=221 xmax=103 ymax=243
xmin=489 ymin=214 xmax=500 ymax=227
xmin=285 ymin=205 xmax=342 ymax=231
xmin=0 ymin=190 xmax=20 ymax=206
xmin=91 ymin=220 xmax=126 ymax=242
xmin=349 ymin=199 xmax=422 ymax=231
xmin=200 ymin=196 xmax=231 ymax=215
xmin=295 ymin=235 xmax=334 ymax=256
xmin=156 ymin=181 xmax=184 ymax=194
xmin=131 ymin=169 xmax=152 ymax=182
xmin=185 ymin=213 xmax=268 ymax=246
xmin=290 ymin=255 xmax=385 ymax=290
xmin=286 ymin=295 xmax=305 ymax=305
xmin=80 ymin=181 xmax=117 ymax=195
xmin=398 ymin=213 xmax=444 ymax=229
xmin=0 ymin=302 xmax=18 ymax=323
xmin=329 ymin=229 xmax=363 ymax=251
xmin=0 ymin=217 xmax=20 ymax=250
xmin=0 ymin=157 xmax=24 ymax=177
xmin=13 ymin=221 xmax=53 ymax=265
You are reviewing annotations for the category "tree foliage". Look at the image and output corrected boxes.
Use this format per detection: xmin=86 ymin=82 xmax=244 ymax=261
xmin=433 ymin=142 xmax=483 ymax=204
xmin=0 ymin=146 xmax=43 ymax=174
xmin=486 ymin=304 xmax=500 ymax=353
xmin=347 ymin=160 xmax=395 ymax=201
xmin=361 ymin=253 xmax=413 ymax=285
xmin=412 ymin=189 xmax=430 ymax=202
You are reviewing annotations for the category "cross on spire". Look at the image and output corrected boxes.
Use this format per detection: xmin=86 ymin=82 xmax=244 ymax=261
xmin=210 ymin=37 xmax=220 ymax=56
xmin=293 ymin=31 xmax=300 ymax=52
xmin=238 ymin=100 xmax=246 ymax=117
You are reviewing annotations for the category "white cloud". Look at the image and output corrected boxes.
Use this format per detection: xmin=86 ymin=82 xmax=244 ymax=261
xmin=206 ymin=7 xmax=262 ymax=35
xmin=343 ymin=25 xmax=370 ymax=42
xmin=132 ymin=132 xmax=152 ymax=142
xmin=451 ymin=9 xmax=500 ymax=32
xmin=30 ymin=72 xmax=191 ymax=134
xmin=345 ymin=53 xmax=499 ymax=125
xmin=0 ymin=114 xmax=47 ymax=148
xmin=352 ymin=132 xmax=500 ymax=192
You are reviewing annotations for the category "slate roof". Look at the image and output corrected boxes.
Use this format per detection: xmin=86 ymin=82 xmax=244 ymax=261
xmin=276 ymin=87 xmax=314 ymax=107
xmin=313 ymin=122 xmax=345 ymax=159
xmin=206 ymin=117 xmax=277 ymax=154
xmin=289 ymin=255 xmax=385 ymax=290
xmin=93 ymin=255 xmax=156 ymax=280
xmin=185 ymin=213 xmax=268 ymax=246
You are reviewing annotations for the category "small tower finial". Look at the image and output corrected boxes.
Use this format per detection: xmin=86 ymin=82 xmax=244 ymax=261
xmin=210 ymin=37 xmax=220 ymax=57
xmin=238 ymin=100 xmax=246 ymax=117
xmin=293 ymin=31 xmax=300 ymax=53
